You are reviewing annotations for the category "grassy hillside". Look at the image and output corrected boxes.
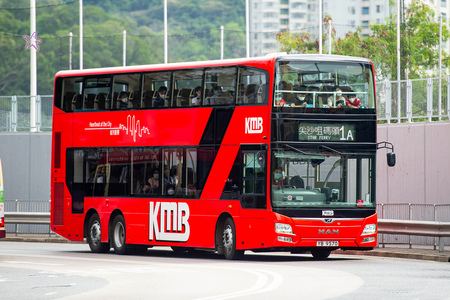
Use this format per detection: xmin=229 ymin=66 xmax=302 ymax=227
xmin=0 ymin=0 xmax=246 ymax=95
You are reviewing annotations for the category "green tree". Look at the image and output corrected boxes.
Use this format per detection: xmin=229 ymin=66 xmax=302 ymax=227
xmin=276 ymin=0 xmax=450 ymax=80
xmin=368 ymin=0 xmax=450 ymax=79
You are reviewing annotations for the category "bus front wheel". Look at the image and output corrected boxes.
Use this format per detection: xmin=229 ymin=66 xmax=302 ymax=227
xmin=311 ymin=248 xmax=331 ymax=260
xmin=87 ymin=214 xmax=110 ymax=253
xmin=222 ymin=218 xmax=244 ymax=260
xmin=112 ymin=215 xmax=129 ymax=255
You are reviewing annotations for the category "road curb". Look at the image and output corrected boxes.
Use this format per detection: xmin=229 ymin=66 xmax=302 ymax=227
xmin=2 ymin=236 xmax=84 ymax=244
xmin=334 ymin=249 xmax=450 ymax=262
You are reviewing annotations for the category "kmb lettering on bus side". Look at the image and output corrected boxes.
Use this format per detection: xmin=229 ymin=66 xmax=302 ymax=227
xmin=245 ymin=117 xmax=263 ymax=134
xmin=149 ymin=202 xmax=190 ymax=242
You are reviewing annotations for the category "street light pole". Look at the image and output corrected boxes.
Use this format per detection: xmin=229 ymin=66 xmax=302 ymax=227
xmin=30 ymin=0 xmax=37 ymax=132
xmin=439 ymin=14 xmax=442 ymax=120
xmin=80 ymin=0 xmax=83 ymax=70
xmin=164 ymin=0 xmax=168 ymax=64
xmin=397 ymin=0 xmax=401 ymax=119
xmin=319 ymin=0 xmax=322 ymax=54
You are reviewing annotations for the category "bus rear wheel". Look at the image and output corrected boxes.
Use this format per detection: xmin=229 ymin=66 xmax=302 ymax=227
xmin=112 ymin=215 xmax=129 ymax=255
xmin=87 ymin=214 xmax=110 ymax=253
xmin=311 ymin=248 xmax=331 ymax=260
xmin=222 ymin=218 xmax=244 ymax=260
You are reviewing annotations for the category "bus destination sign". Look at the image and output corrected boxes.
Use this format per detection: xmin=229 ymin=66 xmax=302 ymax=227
xmin=298 ymin=123 xmax=356 ymax=141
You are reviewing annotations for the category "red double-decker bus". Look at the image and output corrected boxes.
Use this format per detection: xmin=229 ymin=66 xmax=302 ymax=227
xmin=51 ymin=54 xmax=395 ymax=259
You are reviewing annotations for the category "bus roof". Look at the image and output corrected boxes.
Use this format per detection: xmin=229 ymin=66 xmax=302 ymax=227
xmin=54 ymin=54 xmax=372 ymax=78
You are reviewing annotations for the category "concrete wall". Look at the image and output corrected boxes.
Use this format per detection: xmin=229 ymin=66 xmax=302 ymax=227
xmin=0 ymin=133 xmax=51 ymax=201
xmin=377 ymin=121 xmax=450 ymax=204
xmin=1 ymin=121 xmax=450 ymax=205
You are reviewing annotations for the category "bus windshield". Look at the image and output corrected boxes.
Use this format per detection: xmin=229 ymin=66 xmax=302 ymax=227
xmin=274 ymin=59 xmax=375 ymax=109
xmin=271 ymin=149 xmax=375 ymax=209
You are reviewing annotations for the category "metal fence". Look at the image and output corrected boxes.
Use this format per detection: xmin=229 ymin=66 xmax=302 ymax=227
xmin=4 ymin=199 xmax=52 ymax=235
xmin=377 ymin=203 xmax=450 ymax=248
xmin=0 ymin=77 xmax=450 ymax=132
xmin=0 ymin=95 xmax=53 ymax=132
xmin=376 ymin=77 xmax=450 ymax=123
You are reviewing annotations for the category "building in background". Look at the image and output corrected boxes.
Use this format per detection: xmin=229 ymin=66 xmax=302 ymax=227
xmin=323 ymin=0 xmax=391 ymax=38
xmin=249 ymin=0 xmax=448 ymax=57
xmin=249 ymin=0 xmax=319 ymax=56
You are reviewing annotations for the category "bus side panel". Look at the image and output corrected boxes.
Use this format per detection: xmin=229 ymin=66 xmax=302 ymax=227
xmin=236 ymin=209 xmax=277 ymax=250
xmin=86 ymin=198 xmax=241 ymax=249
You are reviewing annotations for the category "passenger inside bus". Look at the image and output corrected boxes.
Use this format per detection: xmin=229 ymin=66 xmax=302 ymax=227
xmin=272 ymin=169 xmax=285 ymax=188
xmin=291 ymin=86 xmax=308 ymax=107
xmin=191 ymin=86 xmax=201 ymax=106
xmin=327 ymin=86 xmax=345 ymax=108
xmin=143 ymin=168 xmax=159 ymax=194
xmin=205 ymin=86 xmax=232 ymax=105
xmin=118 ymin=91 xmax=129 ymax=109
xmin=154 ymin=86 xmax=167 ymax=108
xmin=346 ymin=90 xmax=362 ymax=108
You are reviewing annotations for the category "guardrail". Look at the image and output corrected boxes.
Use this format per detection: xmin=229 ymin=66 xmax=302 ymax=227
xmin=4 ymin=212 xmax=450 ymax=252
xmin=378 ymin=219 xmax=450 ymax=252
xmin=5 ymin=212 xmax=51 ymax=236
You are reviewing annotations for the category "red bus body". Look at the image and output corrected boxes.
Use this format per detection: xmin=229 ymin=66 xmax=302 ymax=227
xmin=51 ymin=55 xmax=380 ymax=259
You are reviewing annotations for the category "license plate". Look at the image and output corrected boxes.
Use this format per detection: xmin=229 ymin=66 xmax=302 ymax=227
xmin=316 ymin=241 xmax=339 ymax=247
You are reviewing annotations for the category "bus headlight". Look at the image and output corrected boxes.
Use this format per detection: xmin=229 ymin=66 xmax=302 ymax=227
xmin=275 ymin=223 xmax=293 ymax=234
xmin=362 ymin=237 xmax=376 ymax=243
xmin=362 ymin=224 xmax=377 ymax=235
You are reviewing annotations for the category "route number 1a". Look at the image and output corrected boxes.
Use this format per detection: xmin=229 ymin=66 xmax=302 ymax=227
xmin=339 ymin=126 xmax=354 ymax=141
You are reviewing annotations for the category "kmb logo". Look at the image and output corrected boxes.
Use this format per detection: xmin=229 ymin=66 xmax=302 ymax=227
xmin=149 ymin=202 xmax=190 ymax=242
xmin=245 ymin=117 xmax=263 ymax=134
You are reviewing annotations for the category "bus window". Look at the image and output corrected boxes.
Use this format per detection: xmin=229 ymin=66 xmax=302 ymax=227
xmin=242 ymin=151 xmax=265 ymax=194
xmin=113 ymin=73 xmax=141 ymax=109
xmin=275 ymin=60 xmax=375 ymax=110
xmin=162 ymin=148 xmax=183 ymax=197
xmin=84 ymin=77 xmax=111 ymax=110
xmin=204 ymin=67 xmax=236 ymax=106
xmin=237 ymin=67 xmax=269 ymax=105
xmin=66 ymin=149 xmax=85 ymax=213
xmin=241 ymin=151 xmax=266 ymax=209
xmin=173 ymin=69 xmax=203 ymax=107
xmin=58 ymin=77 xmax=82 ymax=112
xmin=185 ymin=148 xmax=198 ymax=198
xmin=143 ymin=72 xmax=172 ymax=108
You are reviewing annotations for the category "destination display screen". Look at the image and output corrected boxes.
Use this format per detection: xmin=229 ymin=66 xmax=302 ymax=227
xmin=298 ymin=123 xmax=356 ymax=141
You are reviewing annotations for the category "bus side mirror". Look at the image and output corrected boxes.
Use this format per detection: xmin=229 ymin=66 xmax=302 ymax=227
xmin=387 ymin=152 xmax=396 ymax=167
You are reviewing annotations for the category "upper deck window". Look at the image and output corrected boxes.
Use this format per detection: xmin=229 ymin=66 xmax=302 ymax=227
xmin=274 ymin=60 xmax=375 ymax=111
xmin=55 ymin=65 xmax=269 ymax=113
xmin=204 ymin=67 xmax=236 ymax=106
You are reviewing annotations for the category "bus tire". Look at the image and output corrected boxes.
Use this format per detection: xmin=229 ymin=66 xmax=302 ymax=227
xmin=222 ymin=217 xmax=244 ymax=260
xmin=112 ymin=214 xmax=129 ymax=255
xmin=311 ymin=249 xmax=331 ymax=260
xmin=87 ymin=214 xmax=110 ymax=253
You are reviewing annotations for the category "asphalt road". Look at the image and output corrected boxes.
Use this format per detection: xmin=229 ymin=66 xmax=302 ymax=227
xmin=0 ymin=241 xmax=449 ymax=299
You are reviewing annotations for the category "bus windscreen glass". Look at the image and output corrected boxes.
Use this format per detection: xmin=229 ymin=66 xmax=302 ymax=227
xmin=274 ymin=60 xmax=375 ymax=109
xmin=271 ymin=150 xmax=375 ymax=209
